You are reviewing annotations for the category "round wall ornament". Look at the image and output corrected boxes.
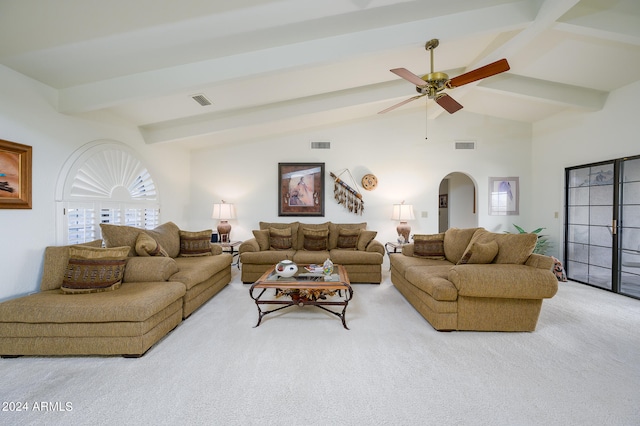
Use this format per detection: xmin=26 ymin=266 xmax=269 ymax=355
xmin=361 ymin=174 xmax=378 ymax=191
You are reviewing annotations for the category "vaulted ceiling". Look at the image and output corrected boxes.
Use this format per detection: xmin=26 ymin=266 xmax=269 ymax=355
xmin=1 ymin=0 xmax=639 ymax=149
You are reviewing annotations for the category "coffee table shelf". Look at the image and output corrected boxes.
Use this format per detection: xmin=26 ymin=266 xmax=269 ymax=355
xmin=249 ymin=264 xmax=353 ymax=329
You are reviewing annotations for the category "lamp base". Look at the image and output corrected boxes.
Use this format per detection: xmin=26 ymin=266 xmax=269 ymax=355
xmin=217 ymin=220 xmax=231 ymax=243
xmin=397 ymin=222 xmax=411 ymax=243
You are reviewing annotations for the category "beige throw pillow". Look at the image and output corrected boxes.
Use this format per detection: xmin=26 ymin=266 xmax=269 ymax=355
xmin=457 ymin=240 xmax=499 ymax=265
xmin=135 ymin=233 xmax=169 ymax=257
xmin=356 ymin=230 xmax=377 ymax=251
xmin=253 ymin=229 xmax=270 ymax=251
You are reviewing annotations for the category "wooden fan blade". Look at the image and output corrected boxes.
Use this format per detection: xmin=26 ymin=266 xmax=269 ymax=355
xmin=448 ymin=59 xmax=510 ymax=88
xmin=390 ymin=68 xmax=427 ymax=87
xmin=378 ymin=94 xmax=426 ymax=114
xmin=435 ymin=93 xmax=463 ymax=114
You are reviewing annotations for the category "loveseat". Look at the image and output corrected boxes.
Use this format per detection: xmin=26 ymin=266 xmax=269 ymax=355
xmin=239 ymin=221 xmax=384 ymax=283
xmin=0 ymin=222 xmax=232 ymax=357
xmin=390 ymin=227 xmax=558 ymax=331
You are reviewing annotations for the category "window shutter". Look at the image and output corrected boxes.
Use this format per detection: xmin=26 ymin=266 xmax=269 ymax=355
xmin=66 ymin=206 xmax=97 ymax=245
xmin=60 ymin=143 xmax=161 ymax=244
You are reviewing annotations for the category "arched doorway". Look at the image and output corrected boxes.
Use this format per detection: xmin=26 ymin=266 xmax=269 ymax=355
xmin=438 ymin=172 xmax=477 ymax=232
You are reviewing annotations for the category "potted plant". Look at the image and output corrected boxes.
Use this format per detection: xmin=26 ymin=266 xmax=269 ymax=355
xmin=507 ymin=224 xmax=550 ymax=255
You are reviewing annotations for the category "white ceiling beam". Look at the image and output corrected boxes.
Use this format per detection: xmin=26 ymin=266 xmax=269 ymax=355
xmin=479 ymin=74 xmax=607 ymax=110
xmin=58 ymin=1 xmax=535 ymax=114
xmin=140 ymin=80 xmax=411 ymax=143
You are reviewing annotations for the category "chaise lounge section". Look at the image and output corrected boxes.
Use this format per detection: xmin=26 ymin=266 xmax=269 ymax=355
xmin=0 ymin=222 xmax=232 ymax=357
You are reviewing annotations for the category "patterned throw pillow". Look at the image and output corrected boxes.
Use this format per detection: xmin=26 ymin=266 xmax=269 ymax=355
xmin=413 ymin=233 xmax=445 ymax=259
xmin=61 ymin=246 xmax=130 ymax=294
xmin=337 ymin=228 xmax=360 ymax=249
xmin=356 ymin=230 xmax=377 ymax=251
xmin=303 ymin=228 xmax=329 ymax=251
xmin=179 ymin=230 xmax=213 ymax=257
xmin=135 ymin=233 xmax=169 ymax=257
xmin=270 ymin=227 xmax=292 ymax=250
xmin=457 ymin=240 xmax=499 ymax=265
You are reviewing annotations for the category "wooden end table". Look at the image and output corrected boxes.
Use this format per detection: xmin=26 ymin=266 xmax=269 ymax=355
xmin=249 ymin=264 xmax=353 ymax=329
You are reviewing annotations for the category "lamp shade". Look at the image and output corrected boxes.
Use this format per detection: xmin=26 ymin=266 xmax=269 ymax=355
xmin=391 ymin=203 xmax=415 ymax=221
xmin=212 ymin=202 xmax=235 ymax=220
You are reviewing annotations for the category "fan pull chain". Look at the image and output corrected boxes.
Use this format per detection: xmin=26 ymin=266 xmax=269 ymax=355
xmin=425 ymin=104 xmax=429 ymax=140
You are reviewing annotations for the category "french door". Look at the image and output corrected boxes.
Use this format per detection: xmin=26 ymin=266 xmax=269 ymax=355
xmin=565 ymin=155 xmax=640 ymax=299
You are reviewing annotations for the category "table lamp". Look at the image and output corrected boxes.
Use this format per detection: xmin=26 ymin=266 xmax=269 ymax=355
xmin=391 ymin=201 xmax=414 ymax=243
xmin=212 ymin=201 xmax=235 ymax=243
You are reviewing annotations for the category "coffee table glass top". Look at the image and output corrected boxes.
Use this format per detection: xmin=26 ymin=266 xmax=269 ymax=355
xmin=253 ymin=264 xmax=349 ymax=288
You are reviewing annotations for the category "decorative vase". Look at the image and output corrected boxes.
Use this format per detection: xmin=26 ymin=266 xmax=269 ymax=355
xmin=322 ymin=258 xmax=334 ymax=277
xmin=275 ymin=260 xmax=298 ymax=277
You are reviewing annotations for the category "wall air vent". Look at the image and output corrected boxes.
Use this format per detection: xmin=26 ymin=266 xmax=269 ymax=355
xmin=191 ymin=94 xmax=212 ymax=106
xmin=310 ymin=141 xmax=331 ymax=150
xmin=454 ymin=140 xmax=476 ymax=150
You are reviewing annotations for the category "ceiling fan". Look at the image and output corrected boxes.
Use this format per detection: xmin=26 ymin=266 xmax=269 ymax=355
xmin=379 ymin=39 xmax=510 ymax=114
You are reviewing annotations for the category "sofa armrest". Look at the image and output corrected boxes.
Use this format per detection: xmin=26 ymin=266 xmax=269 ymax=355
xmin=401 ymin=243 xmax=415 ymax=257
xmin=124 ymin=257 xmax=179 ymax=282
xmin=525 ymin=253 xmax=554 ymax=270
xmin=239 ymin=238 xmax=260 ymax=254
xmin=448 ymin=264 xmax=558 ymax=299
xmin=210 ymin=244 xmax=223 ymax=255
xmin=366 ymin=240 xmax=385 ymax=255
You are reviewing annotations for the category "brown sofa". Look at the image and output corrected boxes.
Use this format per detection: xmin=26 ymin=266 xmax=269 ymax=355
xmin=0 ymin=222 xmax=232 ymax=357
xmin=390 ymin=227 xmax=558 ymax=331
xmin=239 ymin=221 xmax=384 ymax=283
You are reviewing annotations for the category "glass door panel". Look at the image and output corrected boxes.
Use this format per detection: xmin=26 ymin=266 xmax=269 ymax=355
xmin=619 ymin=157 xmax=640 ymax=298
xmin=565 ymin=163 xmax=614 ymax=290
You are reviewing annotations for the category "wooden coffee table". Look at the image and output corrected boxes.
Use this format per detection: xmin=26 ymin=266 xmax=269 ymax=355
xmin=249 ymin=264 xmax=353 ymax=329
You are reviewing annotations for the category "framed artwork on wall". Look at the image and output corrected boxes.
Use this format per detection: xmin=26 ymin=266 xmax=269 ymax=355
xmin=488 ymin=176 xmax=519 ymax=215
xmin=278 ymin=162 xmax=325 ymax=216
xmin=439 ymin=194 xmax=448 ymax=208
xmin=0 ymin=139 xmax=32 ymax=209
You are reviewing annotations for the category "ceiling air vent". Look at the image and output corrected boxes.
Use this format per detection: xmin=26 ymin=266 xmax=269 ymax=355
xmin=454 ymin=140 xmax=476 ymax=150
xmin=191 ymin=94 xmax=212 ymax=106
xmin=310 ymin=141 xmax=331 ymax=150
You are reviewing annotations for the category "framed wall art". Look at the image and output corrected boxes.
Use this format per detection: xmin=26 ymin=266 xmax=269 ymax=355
xmin=439 ymin=194 xmax=448 ymax=208
xmin=489 ymin=176 xmax=518 ymax=216
xmin=0 ymin=139 xmax=32 ymax=209
xmin=278 ymin=162 xmax=324 ymax=216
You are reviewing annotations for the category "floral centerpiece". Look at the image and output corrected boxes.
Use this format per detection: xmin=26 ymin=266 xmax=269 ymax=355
xmin=275 ymin=288 xmax=337 ymax=302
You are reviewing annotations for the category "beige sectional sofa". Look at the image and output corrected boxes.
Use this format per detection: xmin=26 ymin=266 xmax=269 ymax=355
xmin=239 ymin=221 xmax=384 ymax=283
xmin=0 ymin=222 xmax=232 ymax=357
xmin=390 ymin=227 xmax=558 ymax=331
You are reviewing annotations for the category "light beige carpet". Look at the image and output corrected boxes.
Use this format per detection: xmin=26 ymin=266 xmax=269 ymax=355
xmin=1 ymin=268 xmax=639 ymax=425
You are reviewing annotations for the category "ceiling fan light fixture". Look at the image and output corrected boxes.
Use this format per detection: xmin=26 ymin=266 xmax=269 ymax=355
xmin=380 ymin=38 xmax=509 ymax=115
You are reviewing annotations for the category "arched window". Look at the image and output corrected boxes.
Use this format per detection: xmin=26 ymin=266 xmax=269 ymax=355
xmin=56 ymin=140 xmax=160 ymax=244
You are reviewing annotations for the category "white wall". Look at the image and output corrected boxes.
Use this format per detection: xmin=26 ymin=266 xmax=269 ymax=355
xmin=0 ymin=66 xmax=191 ymax=300
xmin=7 ymin=62 xmax=633 ymax=300
xmin=189 ymin=109 xmax=533 ymax=257
xmin=532 ymin=80 xmax=640 ymax=259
